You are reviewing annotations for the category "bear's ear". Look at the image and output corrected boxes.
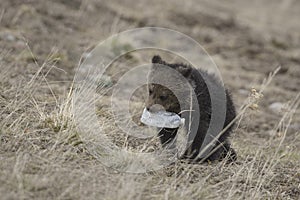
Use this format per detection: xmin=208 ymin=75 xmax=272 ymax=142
xmin=177 ymin=65 xmax=192 ymax=77
xmin=152 ymin=55 xmax=162 ymax=64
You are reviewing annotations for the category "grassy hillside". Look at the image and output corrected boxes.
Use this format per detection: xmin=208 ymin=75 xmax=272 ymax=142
xmin=0 ymin=0 xmax=299 ymax=199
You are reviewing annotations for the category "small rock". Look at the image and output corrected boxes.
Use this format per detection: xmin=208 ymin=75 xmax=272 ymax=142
xmin=238 ymin=89 xmax=249 ymax=96
xmin=2 ymin=33 xmax=16 ymax=41
xmin=269 ymin=102 xmax=285 ymax=113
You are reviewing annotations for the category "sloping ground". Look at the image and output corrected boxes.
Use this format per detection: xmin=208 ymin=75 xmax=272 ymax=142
xmin=0 ymin=0 xmax=299 ymax=199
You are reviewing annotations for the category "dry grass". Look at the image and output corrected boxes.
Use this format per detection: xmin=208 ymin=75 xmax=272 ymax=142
xmin=1 ymin=0 xmax=300 ymax=199
xmin=1 ymin=49 xmax=299 ymax=199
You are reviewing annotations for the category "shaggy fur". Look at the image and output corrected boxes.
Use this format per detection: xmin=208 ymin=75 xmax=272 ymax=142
xmin=146 ymin=55 xmax=237 ymax=162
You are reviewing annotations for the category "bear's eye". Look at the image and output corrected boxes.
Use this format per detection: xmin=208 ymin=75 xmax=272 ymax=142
xmin=149 ymin=89 xmax=153 ymax=95
xmin=159 ymin=95 xmax=168 ymax=101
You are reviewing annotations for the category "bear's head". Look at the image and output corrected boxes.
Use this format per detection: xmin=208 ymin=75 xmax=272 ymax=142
xmin=146 ymin=55 xmax=193 ymax=114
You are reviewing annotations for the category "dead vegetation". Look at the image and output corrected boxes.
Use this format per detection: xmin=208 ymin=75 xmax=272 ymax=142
xmin=0 ymin=0 xmax=300 ymax=199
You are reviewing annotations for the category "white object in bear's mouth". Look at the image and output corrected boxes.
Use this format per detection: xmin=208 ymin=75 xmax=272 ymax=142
xmin=140 ymin=108 xmax=185 ymax=128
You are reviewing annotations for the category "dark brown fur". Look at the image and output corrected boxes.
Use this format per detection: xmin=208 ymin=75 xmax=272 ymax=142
xmin=146 ymin=55 xmax=236 ymax=162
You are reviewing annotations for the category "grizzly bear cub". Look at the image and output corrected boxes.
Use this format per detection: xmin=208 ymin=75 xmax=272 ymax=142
xmin=146 ymin=55 xmax=236 ymax=162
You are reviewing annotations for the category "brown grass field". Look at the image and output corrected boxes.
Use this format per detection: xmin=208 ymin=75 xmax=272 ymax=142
xmin=0 ymin=0 xmax=300 ymax=199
